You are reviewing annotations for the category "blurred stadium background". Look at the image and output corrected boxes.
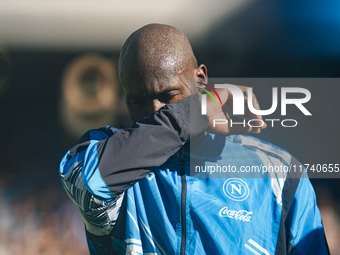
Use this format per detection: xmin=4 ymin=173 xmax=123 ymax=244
xmin=0 ymin=0 xmax=339 ymax=254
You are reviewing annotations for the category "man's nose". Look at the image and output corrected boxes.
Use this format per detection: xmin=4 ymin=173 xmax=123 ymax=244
xmin=151 ymin=99 xmax=165 ymax=112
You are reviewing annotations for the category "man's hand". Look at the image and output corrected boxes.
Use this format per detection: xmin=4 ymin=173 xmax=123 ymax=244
xmin=204 ymin=85 xmax=267 ymax=135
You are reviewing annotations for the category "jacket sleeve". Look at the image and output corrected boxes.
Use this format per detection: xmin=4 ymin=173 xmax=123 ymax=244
xmin=287 ymin=172 xmax=330 ymax=255
xmin=96 ymin=95 xmax=208 ymax=196
xmin=59 ymin=95 xmax=208 ymax=254
xmin=60 ymin=95 xmax=208 ymax=200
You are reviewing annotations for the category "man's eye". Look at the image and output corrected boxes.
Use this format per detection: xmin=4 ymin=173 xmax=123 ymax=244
xmin=158 ymin=94 xmax=177 ymax=103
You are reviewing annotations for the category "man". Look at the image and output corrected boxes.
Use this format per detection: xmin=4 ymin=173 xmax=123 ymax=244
xmin=60 ymin=24 xmax=329 ymax=254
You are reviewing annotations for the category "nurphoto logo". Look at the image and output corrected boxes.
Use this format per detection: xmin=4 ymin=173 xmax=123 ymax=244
xmin=198 ymin=82 xmax=312 ymax=128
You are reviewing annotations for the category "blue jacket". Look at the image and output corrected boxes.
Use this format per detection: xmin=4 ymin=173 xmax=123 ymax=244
xmin=59 ymin=97 xmax=328 ymax=255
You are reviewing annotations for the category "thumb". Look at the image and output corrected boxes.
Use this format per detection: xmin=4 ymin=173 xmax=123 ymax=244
xmin=214 ymin=88 xmax=230 ymax=106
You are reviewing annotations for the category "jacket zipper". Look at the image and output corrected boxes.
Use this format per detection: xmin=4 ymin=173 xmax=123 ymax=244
xmin=180 ymin=156 xmax=187 ymax=255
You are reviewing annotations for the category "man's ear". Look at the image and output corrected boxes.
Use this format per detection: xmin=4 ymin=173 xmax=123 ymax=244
xmin=195 ymin=64 xmax=208 ymax=83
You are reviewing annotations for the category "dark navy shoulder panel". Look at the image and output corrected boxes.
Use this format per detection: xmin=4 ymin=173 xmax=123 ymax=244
xmin=69 ymin=126 xmax=116 ymax=157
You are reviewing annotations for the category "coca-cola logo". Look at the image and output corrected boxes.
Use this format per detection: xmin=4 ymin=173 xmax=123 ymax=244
xmin=219 ymin=206 xmax=253 ymax=222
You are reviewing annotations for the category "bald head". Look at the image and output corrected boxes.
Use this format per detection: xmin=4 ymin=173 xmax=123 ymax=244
xmin=118 ymin=24 xmax=198 ymax=86
xmin=118 ymin=23 xmax=207 ymax=121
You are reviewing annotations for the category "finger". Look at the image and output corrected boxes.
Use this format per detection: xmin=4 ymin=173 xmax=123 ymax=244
xmin=226 ymin=115 xmax=263 ymax=135
xmin=222 ymin=87 xmax=264 ymax=131
xmin=208 ymin=116 xmax=251 ymax=135
xmin=219 ymin=88 xmax=266 ymax=133
xmin=253 ymin=94 xmax=267 ymax=129
xmin=243 ymin=90 xmax=267 ymax=129
xmin=214 ymin=88 xmax=229 ymax=106
xmin=250 ymin=93 xmax=267 ymax=129
xmin=207 ymin=86 xmax=266 ymax=135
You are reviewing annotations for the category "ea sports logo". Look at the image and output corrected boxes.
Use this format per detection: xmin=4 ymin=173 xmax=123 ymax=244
xmin=223 ymin=178 xmax=249 ymax=201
